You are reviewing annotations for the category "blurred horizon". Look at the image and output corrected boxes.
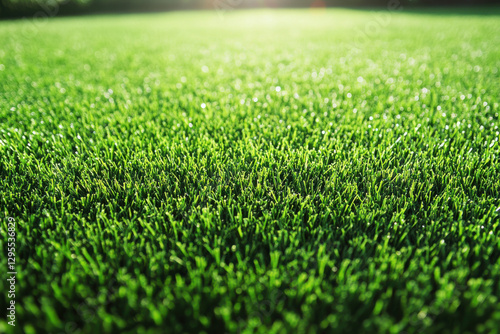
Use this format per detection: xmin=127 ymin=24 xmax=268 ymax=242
xmin=1 ymin=0 xmax=500 ymax=19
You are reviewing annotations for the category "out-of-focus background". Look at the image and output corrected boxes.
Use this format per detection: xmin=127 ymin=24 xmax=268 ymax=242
xmin=1 ymin=0 xmax=499 ymax=19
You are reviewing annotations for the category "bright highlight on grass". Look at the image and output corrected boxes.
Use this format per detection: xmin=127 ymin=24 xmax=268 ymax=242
xmin=0 ymin=8 xmax=499 ymax=334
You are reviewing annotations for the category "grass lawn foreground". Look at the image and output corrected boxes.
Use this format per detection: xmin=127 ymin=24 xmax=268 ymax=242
xmin=1 ymin=7 xmax=500 ymax=334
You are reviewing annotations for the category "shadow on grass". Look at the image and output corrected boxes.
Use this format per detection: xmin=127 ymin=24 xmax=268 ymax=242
xmin=397 ymin=6 xmax=500 ymax=16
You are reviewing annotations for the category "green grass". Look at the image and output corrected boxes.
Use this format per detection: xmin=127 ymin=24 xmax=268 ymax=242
xmin=1 ymin=8 xmax=500 ymax=334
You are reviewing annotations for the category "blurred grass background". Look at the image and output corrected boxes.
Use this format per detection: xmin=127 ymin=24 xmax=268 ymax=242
xmin=1 ymin=0 xmax=500 ymax=19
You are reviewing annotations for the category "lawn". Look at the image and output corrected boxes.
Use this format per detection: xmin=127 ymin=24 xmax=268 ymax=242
xmin=0 ymin=7 xmax=499 ymax=334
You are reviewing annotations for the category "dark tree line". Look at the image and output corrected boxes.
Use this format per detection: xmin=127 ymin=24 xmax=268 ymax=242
xmin=1 ymin=0 xmax=499 ymax=18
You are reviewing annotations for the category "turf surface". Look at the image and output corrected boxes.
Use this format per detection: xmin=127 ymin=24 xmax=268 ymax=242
xmin=1 ymin=8 xmax=500 ymax=334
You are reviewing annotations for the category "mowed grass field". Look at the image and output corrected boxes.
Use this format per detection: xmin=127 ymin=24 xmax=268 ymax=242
xmin=1 ymin=7 xmax=500 ymax=333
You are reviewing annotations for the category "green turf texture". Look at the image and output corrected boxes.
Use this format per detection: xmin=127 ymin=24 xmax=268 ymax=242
xmin=1 ymin=8 xmax=500 ymax=334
